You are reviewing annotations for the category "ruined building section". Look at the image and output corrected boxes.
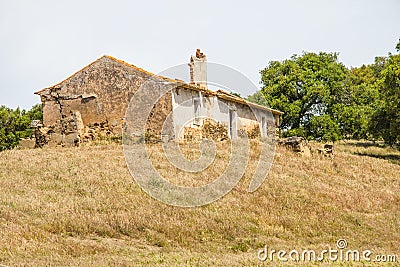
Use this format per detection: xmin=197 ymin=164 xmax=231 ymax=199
xmin=179 ymin=49 xmax=282 ymax=142
xmin=123 ymin=79 xmax=176 ymax=144
xmin=34 ymin=56 xmax=173 ymax=147
xmin=171 ymin=85 xmax=282 ymax=143
xmin=33 ymin=50 xmax=283 ymax=147
xmin=34 ymin=111 xmax=84 ymax=147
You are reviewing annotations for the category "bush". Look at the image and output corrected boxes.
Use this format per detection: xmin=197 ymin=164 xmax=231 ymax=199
xmin=0 ymin=104 xmax=42 ymax=151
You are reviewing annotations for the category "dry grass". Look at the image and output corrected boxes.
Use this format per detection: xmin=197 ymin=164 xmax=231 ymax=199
xmin=0 ymin=140 xmax=399 ymax=266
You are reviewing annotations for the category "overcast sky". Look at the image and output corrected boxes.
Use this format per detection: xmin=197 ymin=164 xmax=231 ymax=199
xmin=0 ymin=0 xmax=399 ymax=109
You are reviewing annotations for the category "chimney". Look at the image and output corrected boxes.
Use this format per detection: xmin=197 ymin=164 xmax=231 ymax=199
xmin=188 ymin=48 xmax=207 ymax=88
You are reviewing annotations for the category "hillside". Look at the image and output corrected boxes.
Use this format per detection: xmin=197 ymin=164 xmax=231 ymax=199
xmin=0 ymin=141 xmax=399 ymax=266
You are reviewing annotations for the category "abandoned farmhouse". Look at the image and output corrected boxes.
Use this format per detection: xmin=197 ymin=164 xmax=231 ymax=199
xmin=33 ymin=50 xmax=283 ymax=147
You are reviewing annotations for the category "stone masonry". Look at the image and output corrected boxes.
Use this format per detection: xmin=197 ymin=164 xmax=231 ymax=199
xmin=35 ymin=56 xmax=173 ymax=147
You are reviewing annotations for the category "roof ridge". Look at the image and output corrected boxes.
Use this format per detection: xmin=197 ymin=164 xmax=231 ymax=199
xmin=104 ymin=55 xmax=177 ymax=83
xmin=35 ymin=55 xmax=108 ymax=94
xmin=103 ymin=55 xmax=157 ymax=78
xmin=34 ymin=55 xmax=178 ymax=95
xmin=33 ymin=55 xmax=283 ymax=115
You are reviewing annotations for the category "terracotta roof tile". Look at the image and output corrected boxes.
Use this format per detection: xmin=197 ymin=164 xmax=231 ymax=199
xmin=34 ymin=55 xmax=283 ymax=115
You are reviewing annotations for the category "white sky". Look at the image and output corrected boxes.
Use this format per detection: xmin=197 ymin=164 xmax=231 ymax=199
xmin=0 ymin=0 xmax=399 ymax=109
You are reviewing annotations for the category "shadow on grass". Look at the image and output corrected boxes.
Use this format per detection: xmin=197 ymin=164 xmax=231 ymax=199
xmin=342 ymin=141 xmax=385 ymax=148
xmin=354 ymin=152 xmax=400 ymax=165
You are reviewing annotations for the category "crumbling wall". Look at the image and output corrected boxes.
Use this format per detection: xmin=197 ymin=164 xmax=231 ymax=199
xmin=172 ymin=88 xmax=276 ymax=142
xmin=37 ymin=56 xmax=150 ymax=131
xmin=238 ymin=123 xmax=261 ymax=139
xmin=181 ymin=119 xmax=228 ymax=143
xmin=201 ymin=119 xmax=228 ymax=141
xmin=36 ymin=56 xmax=173 ymax=145
xmin=145 ymin=91 xmax=174 ymax=142
xmin=34 ymin=111 xmax=84 ymax=148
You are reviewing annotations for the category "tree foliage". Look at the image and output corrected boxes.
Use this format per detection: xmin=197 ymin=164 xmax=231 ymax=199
xmin=0 ymin=104 xmax=42 ymax=151
xmin=258 ymin=43 xmax=400 ymax=145
xmin=246 ymin=90 xmax=269 ymax=106
xmin=369 ymin=52 xmax=400 ymax=146
xmin=334 ymin=64 xmax=380 ymax=140
xmin=260 ymin=52 xmax=349 ymax=141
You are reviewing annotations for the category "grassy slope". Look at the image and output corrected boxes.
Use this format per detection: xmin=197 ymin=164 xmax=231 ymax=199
xmin=0 ymin=141 xmax=399 ymax=266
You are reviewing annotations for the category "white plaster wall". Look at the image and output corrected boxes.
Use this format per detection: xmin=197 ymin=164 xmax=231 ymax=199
xmin=171 ymin=88 xmax=275 ymax=140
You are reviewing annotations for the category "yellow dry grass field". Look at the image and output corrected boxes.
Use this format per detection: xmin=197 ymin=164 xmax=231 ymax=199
xmin=0 ymin=140 xmax=399 ymax=266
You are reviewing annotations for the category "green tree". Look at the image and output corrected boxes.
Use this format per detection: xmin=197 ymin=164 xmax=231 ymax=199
xmin=260 ymin=52 xmax=349 ymax=141
xmin=246 ymin=90 xmax=269 ymax=106
xmin=369 ymin=50 xmax=400 ymax=146
xmin=307 ymin=114 xmax=341 ymax=142
xmin=0 ymin=104 xmax=42 ymax=151
xmin=333 ymin=64 xmax=380 ymax=139
xmin=25 ymin=103 xmax=43 ymax=122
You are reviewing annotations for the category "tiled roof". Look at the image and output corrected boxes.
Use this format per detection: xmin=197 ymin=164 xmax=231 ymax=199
xmin=34 ymin=55 xmax=283 ymax=115
xmin=34 ymin=55 xmax=175 ymax=94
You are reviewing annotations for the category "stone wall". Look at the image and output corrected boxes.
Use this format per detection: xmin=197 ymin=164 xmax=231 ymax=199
xmin=34 ymin=111 xmax=84 ymax=148
xmin=37 ymin=56 xmax=151 ymax=130
xmin=36 ymin=56 xmax=174 ymax=146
